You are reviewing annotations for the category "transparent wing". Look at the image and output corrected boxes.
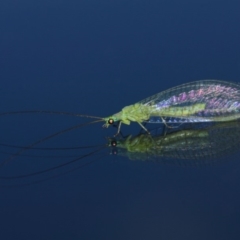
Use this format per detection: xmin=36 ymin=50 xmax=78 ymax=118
xmin=138 ymin=80 xmax=240 ymax=123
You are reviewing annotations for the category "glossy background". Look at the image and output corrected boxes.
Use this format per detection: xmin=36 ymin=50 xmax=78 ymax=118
xmin=1 ymin=1 xmax=240 ymax=239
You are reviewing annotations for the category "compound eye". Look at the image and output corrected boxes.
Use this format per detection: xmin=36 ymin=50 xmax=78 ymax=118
xmin=110 ymin=140 xmax=117 ymax=147
xmin=108 ymin=118 xmax=114 ymax=125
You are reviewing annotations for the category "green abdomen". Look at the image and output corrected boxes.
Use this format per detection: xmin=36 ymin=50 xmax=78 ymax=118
xmin=152 ymin=103 xmax=206 ymax=117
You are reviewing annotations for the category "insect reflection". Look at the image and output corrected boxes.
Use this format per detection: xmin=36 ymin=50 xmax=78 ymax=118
xmin=0 ymin=121 xmax=240 ymax=186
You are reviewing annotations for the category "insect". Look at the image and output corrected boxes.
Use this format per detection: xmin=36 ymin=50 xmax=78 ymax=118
xmin=2 ymin=80 xmax=240 ymax=137
xmin=109 ymin=120 xmax=240 ymax=164
xmin=1 ymin=79 xmax=240 ymax=166
xmin=103 ymin=79 xmax=240 ymax=135
xmin=1 ymin=121 xmax=240 ymax=186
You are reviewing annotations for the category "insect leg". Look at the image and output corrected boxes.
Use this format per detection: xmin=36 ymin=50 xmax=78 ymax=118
xmin=138 ymin=122 xmax=150 ymax=134
xmin=161 ymin=116 xmax=171 ymax=128
xmin=161 ymin=116 xmax=182 ymax=129
xmin=114 ymin=122 xmax=122 ymax=137
xmin=138 ymin=122 xmax=148 ymax=134
xmin=112 ymin=123 xmax=129 ymax=138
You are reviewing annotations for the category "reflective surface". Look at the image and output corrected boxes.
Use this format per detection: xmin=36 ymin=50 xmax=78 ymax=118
xmin=1 ymin=1 xmax=240 ymax=240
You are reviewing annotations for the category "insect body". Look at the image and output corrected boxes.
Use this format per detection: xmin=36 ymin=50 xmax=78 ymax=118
xmin=109 ymin=121 xmax=240 ymax=163
xmin=104 ymin=80 xmax=240 ymax=134
xmin=1 ymin=80 xmax=240 ymax=138
xmin=2 ymin=79 xmax=240 ymax=170
xmin=3 ymin=121 xmax=239 ymax=185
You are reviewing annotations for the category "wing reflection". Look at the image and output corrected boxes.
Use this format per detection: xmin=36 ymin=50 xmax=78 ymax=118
xmin=1 ymin=121 xmax=240 ymax=186
xmin=110 ymin=121 xmax=240 ymax=166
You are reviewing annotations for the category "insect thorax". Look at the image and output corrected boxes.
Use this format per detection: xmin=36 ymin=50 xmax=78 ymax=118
xmin=114 ymin=103 xmax=151 ymax=125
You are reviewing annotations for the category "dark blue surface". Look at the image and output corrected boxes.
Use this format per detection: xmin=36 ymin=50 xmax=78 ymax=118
xmin=1 ymin=1 xmax=240 ymax=239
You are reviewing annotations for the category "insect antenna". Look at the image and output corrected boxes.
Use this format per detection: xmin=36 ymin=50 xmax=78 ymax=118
xmin=0 ymin=141 xmax=102 ymax=159
xmin=0 ymin=142 xmax=101 ymax=150
xmin=0 ymin=153 xmax=107 ymax=188
xmin=0 ymin=119 xmax=103 ymax=167
xmin=0 ymin=145 xmax=106 ymax=180
xmin=0 ymin=110 xmax=102 ymax=120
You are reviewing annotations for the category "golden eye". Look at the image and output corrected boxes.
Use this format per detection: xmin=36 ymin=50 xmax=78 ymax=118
xmin=108 ymin=118 xmax=114 ymax=125
xmin=111 ymin=140 xmax=117 ymax=147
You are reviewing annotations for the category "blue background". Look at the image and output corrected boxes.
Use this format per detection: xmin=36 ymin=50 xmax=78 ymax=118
xmin=0 ymin=1 xmax=240 ymax=239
